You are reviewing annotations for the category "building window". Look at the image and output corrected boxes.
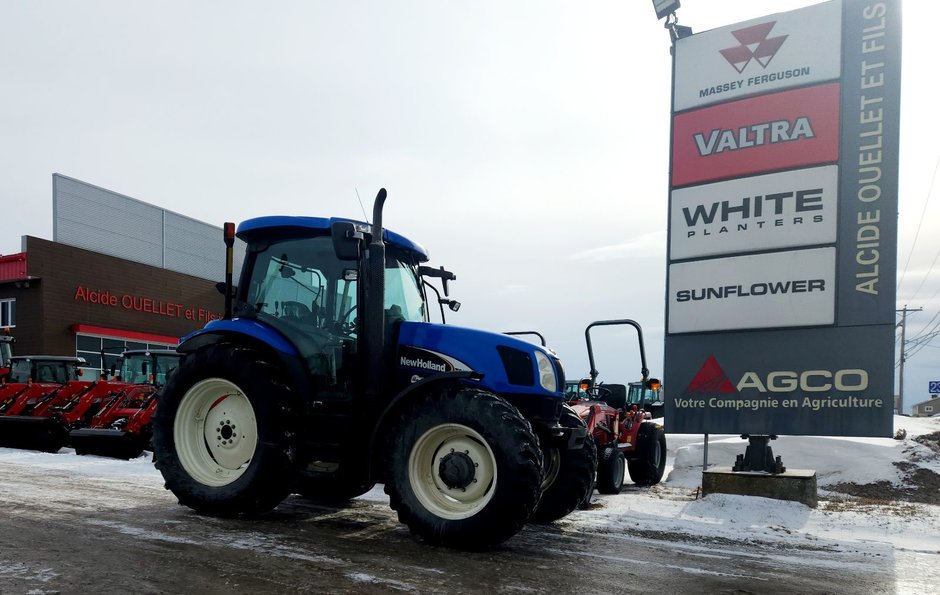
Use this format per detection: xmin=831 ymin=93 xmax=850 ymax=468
xmin=0 ymin=298 xmax=14 ymax=328
xmin=75 ymin=333 xmax=176 ymax=379
xmin=926 ymin=405 xmax=934 ymax=413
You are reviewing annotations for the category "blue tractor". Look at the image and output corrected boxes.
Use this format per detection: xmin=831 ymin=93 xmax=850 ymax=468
xmin=151 ymin=190 xmax=594 ymax=549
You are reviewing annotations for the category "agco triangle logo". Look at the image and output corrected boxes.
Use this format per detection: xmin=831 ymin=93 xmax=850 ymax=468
xmin=686 ymin=355 xmax=737 ymax=394
xmin=719 ymin=22 xmax=788 ymax=74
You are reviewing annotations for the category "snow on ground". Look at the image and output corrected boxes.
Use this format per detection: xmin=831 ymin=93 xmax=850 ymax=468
xmin=2 ymin=416 xmax=939 ymax=571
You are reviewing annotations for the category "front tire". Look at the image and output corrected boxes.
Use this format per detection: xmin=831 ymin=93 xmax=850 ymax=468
xmin=627 ymin=423 xmax=666 ymax=487
xmin=385 ymin=388 xmax=542 ymax=549
xmin=530 ymin=405 xmax=596 ymax=523
xmin=596 ymin=446 xmax=625 ymax=494
xmin=152 ymin=344 xmax=302 ymax=516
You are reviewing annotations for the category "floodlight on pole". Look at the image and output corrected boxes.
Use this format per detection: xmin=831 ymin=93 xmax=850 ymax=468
xmin=652 ymin=0 xmax=681 ymax=21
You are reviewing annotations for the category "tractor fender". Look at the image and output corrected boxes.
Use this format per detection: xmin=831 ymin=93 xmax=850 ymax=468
xmin=176 ymin=327 xmax=313 ymax=407
xmin=367 ymin=371 xmax=477 ymax=482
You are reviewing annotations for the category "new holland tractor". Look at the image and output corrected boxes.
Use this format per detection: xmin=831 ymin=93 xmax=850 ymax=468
xmin=151 ymin=189 xmax=594 ymax=549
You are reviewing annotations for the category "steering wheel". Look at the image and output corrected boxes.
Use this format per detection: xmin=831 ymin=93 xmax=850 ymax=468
xmin=336 ymin=305 xmax=358 ymax=334
xmin=280 ymin=300 xmax=311 ymax=321
xmin=592 ymin=386 xmax=612 ymax=402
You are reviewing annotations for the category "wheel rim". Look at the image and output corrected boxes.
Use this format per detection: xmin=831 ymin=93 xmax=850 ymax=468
xmin=174 ymin=378 xmax=258 ymax=487
xmin=652 ymin=438 xmax=663 ymax=468
xmin=540 ymin=448 xmax=561 ymax=492
xmin=613 ymin=453 xmax=625 ymax=486
xmin=408 ymin=423 xmax=497 ymax=520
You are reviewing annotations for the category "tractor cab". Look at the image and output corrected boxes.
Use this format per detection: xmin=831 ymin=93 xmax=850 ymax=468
xmin=6 ymin=356 xmax=85 ymax=384
xmin=223 ymin=218 xmax=431 ymax=399
xmin=117 ymin=350 xmax=182 ymax=386
xmin=627 ymin=378 xmax=664 ymax=418
xmin=0 ymin=332 xmax=13 ymax=380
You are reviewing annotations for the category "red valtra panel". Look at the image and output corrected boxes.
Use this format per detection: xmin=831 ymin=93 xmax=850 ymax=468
xmin=672 ymin=83 xmax=840 ymax=187
xmin=0 ymin=252 xmax=27 ymax=281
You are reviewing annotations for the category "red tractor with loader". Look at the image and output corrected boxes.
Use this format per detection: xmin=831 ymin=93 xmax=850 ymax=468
xmin=70 ymin=349 xmax=182 ymax=459
xmin=0 ymin=355 xmax=91 ymax=451
xmin=568 ymin=319 xmax=666 ymax=496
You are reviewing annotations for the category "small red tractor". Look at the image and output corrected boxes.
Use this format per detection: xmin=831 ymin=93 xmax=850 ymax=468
xmin=567 ymin=319 xmax=666 ymax=495
xmin=70 ymin=349 xmax=182 ymax=459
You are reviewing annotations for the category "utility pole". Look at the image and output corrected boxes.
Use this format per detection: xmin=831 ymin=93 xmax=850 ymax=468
xmin=897 ymin=305 xmax=923 ymax=414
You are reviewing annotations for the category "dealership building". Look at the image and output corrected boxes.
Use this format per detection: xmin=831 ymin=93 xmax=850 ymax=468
xmin=0 ymin=174 xmax=245 ymax=377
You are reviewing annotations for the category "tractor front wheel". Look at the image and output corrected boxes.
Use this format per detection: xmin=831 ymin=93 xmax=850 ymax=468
xmin=385 ymin=388 xmax=542 ymax=549
xmin=596 ymin=446 xmax=625 ymax=494
xmin=530 ymin=404 xmax=596 ymax=523
xmin=152 ymin=344 xmax=302 ymax=516
xmin=627 ymin=422 xmax=667 ymax=486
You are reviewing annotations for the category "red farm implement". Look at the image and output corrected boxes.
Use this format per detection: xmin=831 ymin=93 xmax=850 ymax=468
xmin=70 ymin=350 xmax=181 ymax=459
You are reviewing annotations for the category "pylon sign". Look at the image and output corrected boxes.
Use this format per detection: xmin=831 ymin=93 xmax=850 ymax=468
xmin=665 ymin=0 xmax=900 ymax=437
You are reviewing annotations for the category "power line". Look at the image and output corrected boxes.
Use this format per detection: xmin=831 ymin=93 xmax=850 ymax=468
xmin=896 ymin=305 xmax=923 ymax=414
xmin=897 ymin=154 xmax=939 ymax=292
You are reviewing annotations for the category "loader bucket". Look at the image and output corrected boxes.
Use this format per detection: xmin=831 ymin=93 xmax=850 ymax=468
xmin=0 ymin=415 xmax=69 ymax=453
xmin=69 ymin=428 xmax=147 ymax=460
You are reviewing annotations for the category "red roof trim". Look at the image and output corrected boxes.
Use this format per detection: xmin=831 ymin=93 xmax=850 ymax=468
xmin=70 ymin=324 xmax=180 ymax=346
xmin=0 ymin=252 xmax=27 ymax=282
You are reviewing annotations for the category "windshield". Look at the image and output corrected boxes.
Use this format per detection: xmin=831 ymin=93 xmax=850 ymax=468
xmin=385 ymin=256 xmax=425 ymax=323
xmin=242 ymin=236 xmax=426 ymax=330
xmin=120 ymin=354 xmax=179 ymax=385
xmin=9 ymin=360 xmax=79 ymax=384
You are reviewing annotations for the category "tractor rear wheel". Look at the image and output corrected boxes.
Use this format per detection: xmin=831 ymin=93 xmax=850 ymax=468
xmin=530 ymin=404 xmax=596 ymax=523
xmin=152 ymin=344 xmax=302 ymax=517
xmin=385 ymin=388 xmax=542 ymax=549
xmin=596 ymin=446 xmax=625 ymax=494
xmin=627 ymin=422 xmax=667 ymax=486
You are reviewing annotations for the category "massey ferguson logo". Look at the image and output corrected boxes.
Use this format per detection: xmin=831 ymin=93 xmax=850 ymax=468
xmin=686 ymin=355 xmax=869 ymax=394
xmin=720 ymin=22 xmax=788 ymax=73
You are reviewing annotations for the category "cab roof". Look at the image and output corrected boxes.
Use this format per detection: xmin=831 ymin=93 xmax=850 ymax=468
xmin=12 ymin=356 xmax=87 ymax=364
xmin=237 ymin=216 xmax=429 ymax=262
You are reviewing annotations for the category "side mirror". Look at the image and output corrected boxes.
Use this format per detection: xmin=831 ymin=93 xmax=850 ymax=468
xmin=332 ymin=221 xmax=364 ymax=261
xmin=419 ymin=265 xmax=457 ymax=297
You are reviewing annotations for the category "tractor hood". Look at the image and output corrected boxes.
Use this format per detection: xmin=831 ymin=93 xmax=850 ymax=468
xmin=396 ymin=322 xmax=564 ymax=397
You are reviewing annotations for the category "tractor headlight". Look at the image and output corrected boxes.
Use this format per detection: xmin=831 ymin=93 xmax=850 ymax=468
xmin=534 ymin=351 xmax=558 ymax=392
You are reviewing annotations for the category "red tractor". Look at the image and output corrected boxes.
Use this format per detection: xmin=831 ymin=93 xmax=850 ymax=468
xmin=70 ymin=349 xmax=182 ymax=459
xmin=567 ymin=319 xmax=666 ymax=495
xmin=0 ymin=355 xmax=91 ymax=451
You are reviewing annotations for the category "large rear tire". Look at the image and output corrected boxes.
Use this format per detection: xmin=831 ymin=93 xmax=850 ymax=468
xmin=385 ymin=388 xmax=542 ymax=549
xmin=530 ymin=405 xmax=596 ymax=523
xmin=152 ymin=344 xmax=302 ymax=516
xmin=627 ymin=422 xmax=666 ymax=487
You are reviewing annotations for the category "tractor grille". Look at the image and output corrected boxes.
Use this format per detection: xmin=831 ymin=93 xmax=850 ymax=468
xmin=496 ymin=346 xmax=534 ymax=387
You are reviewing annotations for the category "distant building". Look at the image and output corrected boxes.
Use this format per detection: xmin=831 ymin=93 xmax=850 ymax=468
xmin=911 ymin=395 xmax=940 ymax=417
xmin=0 ymin=174 xmax=244 ymax=377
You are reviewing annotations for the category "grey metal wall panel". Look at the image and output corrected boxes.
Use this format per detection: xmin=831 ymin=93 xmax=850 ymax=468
xmin=54 ymin=175 xmax=163 ymax=267
xmin=52 ymin=174 xmax=243 ymax=283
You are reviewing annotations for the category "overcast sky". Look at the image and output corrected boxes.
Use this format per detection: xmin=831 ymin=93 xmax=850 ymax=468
xmin=1 ymin=1 xmax=938 ymax=411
